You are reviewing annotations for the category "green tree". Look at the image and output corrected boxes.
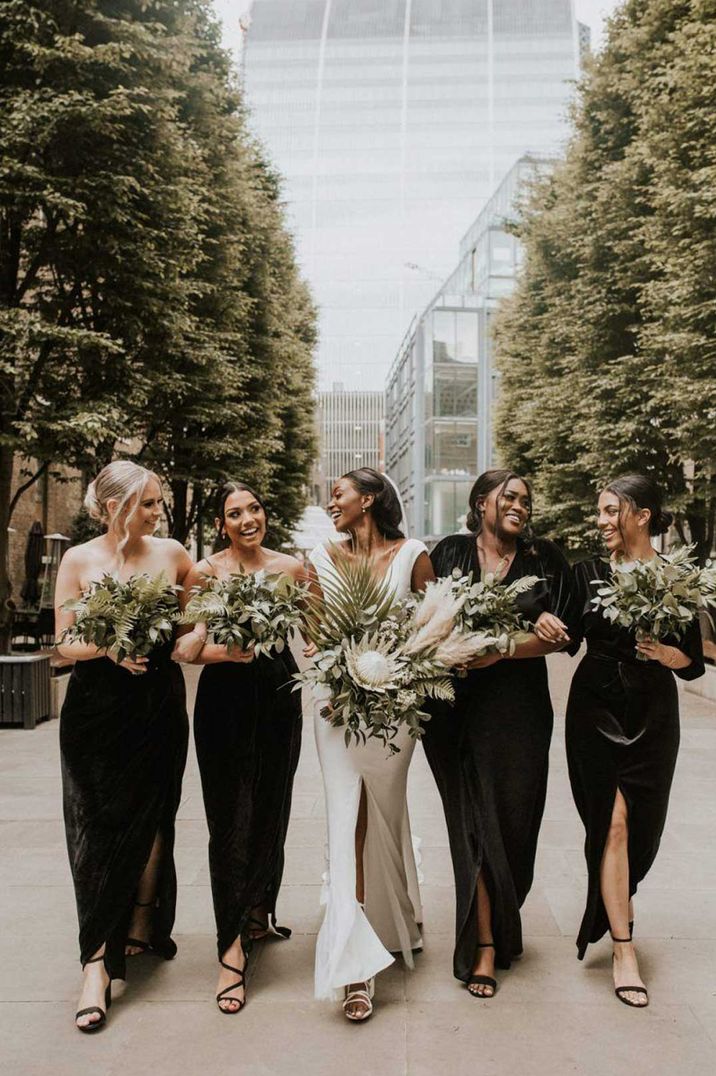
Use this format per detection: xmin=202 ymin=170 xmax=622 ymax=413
xmin=0 ymin=0 xmax=317 ymax=650
xmin=135 ymin=5 xmax=317 ymax=546
xmin=494 ymin=0 xmax=716 ymax=560
xmin=0 ymin=0 xmax=205 ymax=645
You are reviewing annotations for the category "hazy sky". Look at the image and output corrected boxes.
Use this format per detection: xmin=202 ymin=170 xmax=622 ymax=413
xmin=212 ymin=1 xmax=624 ymax=54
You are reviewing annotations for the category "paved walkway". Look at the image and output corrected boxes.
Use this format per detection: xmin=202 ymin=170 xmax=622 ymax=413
xmin=1 ymin=655 xmax=715 ymax=1075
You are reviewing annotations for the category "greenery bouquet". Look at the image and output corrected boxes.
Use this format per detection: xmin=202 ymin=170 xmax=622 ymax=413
xmin=448 ymin=566 xmax=542 ymax=657
xmin=60 ymin=572 xmax=180 ymax=661
xmin=180 ymin=569 xmax=307 ymax=657
xmin=297 ymin=558 xmax=489 ymax=753
xmin=590 ymin=546 xmax=716 ymax=660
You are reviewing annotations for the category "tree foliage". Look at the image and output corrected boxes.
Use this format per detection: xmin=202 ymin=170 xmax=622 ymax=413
xmin=494 ymin=0 xmax=716 ymax=560
xmin=0 ymin=0 xmax=316 ymax=643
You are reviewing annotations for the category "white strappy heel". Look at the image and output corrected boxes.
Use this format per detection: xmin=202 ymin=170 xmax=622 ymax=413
xmin=342 ymin=977 xmax=375 ymax=1022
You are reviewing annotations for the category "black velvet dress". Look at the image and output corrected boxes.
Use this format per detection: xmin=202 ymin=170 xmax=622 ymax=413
xmin=566 ymin=557 xmax=704 ymax=958
xmin=193 ymin=650 xmax=302 ymax=957
xmin=423 ymin=535 xmax=577 ymax=980
xmin=61 ymin=644 xmax=189 ymax=980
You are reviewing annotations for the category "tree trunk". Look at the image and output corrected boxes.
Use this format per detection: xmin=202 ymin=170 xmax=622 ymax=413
xmin=169 ymin=478 xmax=190 ymax=544
xmin=0 ymin=446 xmax=16 ymax=654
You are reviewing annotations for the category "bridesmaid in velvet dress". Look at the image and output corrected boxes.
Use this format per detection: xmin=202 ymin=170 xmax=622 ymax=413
xmin=567 ymin=475 xmax=704 ymax=1007
xmin=423 ymin=469 xmax=577 ymax=998
xmin=56 ymin=462 xmax=199 ymax=1033
xmin=178 ymin=482 xmax=306 ymax=1014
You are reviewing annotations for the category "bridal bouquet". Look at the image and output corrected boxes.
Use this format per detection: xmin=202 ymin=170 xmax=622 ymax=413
xmin=448 ymin=565 xmax=542 ymax=657
xmin=297 ymin=557 xmax=489 ymax=753
xmin=60 ymin=572 xmax=180 ymax=661
xmin=180 ymin=569 xmax=307 ymax=656
xmin=590 ymin=546 xmax=716 ymax=659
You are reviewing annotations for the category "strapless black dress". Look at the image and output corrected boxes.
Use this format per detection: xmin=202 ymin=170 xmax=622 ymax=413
xmin=60 ymin=644 xmax=189 ymax=979
xmin=193 ymin=650 xmax=302 ymax=957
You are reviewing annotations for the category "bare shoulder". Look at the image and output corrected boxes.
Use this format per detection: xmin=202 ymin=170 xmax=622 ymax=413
xmin=153 ymin=537 xmax=190 ymax=560
xmin=60 ymin=538 xmax=104 ymax=571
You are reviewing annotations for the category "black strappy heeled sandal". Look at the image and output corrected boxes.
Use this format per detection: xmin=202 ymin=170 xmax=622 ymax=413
xmin=216 ymin=957 xmax=247 ymax=1015
xmin=611 ymin=935 xmax=648 ymax=1008
xmin=126 ymin=898 xmax=155 ymax=955
xmin=467 ymin=942 xmax=497 ymax=998
xmin=247 ymin=912 xmax=292 ymax=942
xmin=75 ymin=954 xmax=112 ymax=1033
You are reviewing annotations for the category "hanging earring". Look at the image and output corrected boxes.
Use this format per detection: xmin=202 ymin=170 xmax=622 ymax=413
xmin=361 ymin=506 xmax=366 ymax=514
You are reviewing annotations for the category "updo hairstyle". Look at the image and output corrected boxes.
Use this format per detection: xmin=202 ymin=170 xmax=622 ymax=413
xmin=84 ymin=461 xmax=161 ymax=556
xmin=214 ymin=481 xmax=269 ymax=546
xmin=342 ymin=468 xmax=404 ymax=540
xmin=603 ymin=474 xmax=673 ymax=536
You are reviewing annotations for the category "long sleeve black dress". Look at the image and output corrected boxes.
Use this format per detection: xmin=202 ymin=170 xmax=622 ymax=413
xmin=193 ymin=648 xmax=302 ymax=957
xmin=566 ymin=557 xmax=704 ymax=958
xmin=61 ymin=642 xmax=189 ymax=980
xmin=423 ymin=534 xmax=578 ymax=980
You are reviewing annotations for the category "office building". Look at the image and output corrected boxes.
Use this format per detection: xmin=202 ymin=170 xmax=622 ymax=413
xmin=242 ymin=1 xmax=582 ymax=390
xmin=385 ymin=155 xmax=549 ymax=541
xmin=312 ymin=387 xmax=385 ymax=506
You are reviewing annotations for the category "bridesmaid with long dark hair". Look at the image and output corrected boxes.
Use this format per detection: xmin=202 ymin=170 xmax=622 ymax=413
xmin=55 ymin=462 xmax=198 ymax=1032
xmin=566 ymin=475 xmax=704 ymax=1007
xmin=423 ymin=469 xmax=577 ymax=998
xmin=177 ymin=482 xmax=305 ymax=1014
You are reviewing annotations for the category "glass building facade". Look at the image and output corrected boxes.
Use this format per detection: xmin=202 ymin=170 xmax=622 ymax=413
xmin=242 ymin=1 xmax=581 ymax=390
xmin=385 ymin=155 xmax=548 ymax=542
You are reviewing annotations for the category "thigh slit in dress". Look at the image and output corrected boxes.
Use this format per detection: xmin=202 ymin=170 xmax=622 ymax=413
xmin=311 ymin=539 xmax=426 ymax=1000
xmin=61 ymin=644 xmax=189 ymax=980
xmin=566 ymin=557 xmax=704 ymax=958
xmin=422 ymin=535 xmax=578 ymax=980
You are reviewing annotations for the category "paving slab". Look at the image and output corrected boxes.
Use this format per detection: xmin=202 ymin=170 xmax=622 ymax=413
xmin=0 ymin=654 xmax=714 ymax=1075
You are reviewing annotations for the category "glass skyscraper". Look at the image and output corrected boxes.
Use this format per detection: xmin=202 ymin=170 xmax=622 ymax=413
xmin=242 ymin=1 xmax=582 ymax=390
xmin=385 ymin=155 xmax=548 ymax=541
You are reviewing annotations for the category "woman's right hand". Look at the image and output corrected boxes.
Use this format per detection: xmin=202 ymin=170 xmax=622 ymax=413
xmin=109 ymin=650 xmax=149 ymax=675
xmin=303 ymin=641 xmax=318 ymax=659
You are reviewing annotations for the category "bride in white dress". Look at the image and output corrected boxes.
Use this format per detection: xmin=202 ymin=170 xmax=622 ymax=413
xmin=308 ymin=468 xmax=434 ymax=1021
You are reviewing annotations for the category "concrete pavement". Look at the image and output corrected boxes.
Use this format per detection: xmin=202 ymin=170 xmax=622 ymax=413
xmin=1 ymin=654 xmax=715 ymax=1075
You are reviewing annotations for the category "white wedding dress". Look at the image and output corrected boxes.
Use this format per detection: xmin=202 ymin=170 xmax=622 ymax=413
xmin=311 ymin=538 xmax=426 ymax=1000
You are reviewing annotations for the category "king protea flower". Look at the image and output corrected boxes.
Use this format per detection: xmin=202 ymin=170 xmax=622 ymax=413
xmin=344 ymin=633 xmax=404 ymax=692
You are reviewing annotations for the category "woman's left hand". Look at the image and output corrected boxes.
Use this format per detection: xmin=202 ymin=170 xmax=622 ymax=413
xmin=171 ymin=630 xmax=206 ymax=663
xmin=534 ymin=611 xmax=570 ymax=644
xmin=635 ymin=637 xmax=679 ymax=667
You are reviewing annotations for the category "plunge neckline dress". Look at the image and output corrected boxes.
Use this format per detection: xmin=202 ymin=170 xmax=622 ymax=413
xmin=566 ymin=556 xmax=704 ymax=957
xmin=422 ymin=534 xmax=578 ymax=979
xmin=310 ymin=538 xmax=426 ymax=1000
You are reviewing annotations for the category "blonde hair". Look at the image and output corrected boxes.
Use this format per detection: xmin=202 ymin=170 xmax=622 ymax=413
xmin=85 ymin=461 xmax=161 ymax=558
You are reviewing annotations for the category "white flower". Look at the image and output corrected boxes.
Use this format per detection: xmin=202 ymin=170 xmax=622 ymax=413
xmin=344 ymin=633 xmax=403 ymax=692
xmin=396 ymin=689 xmax=419 ymax=711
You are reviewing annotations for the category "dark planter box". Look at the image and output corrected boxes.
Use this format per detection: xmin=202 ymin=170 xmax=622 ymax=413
xmin=0 ymin=654 xmax=51 ymax=729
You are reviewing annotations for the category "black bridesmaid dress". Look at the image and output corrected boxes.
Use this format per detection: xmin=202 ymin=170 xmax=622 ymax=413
xmin=423 ymin=534 xmax=577 ymax=980
xmin=193 ymin=649 xmax=302 ymax=957
xmin=61 ymin=643 xmax=189 ymax=979
xmin=566 ymin=557 xmax=704 ymax=958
